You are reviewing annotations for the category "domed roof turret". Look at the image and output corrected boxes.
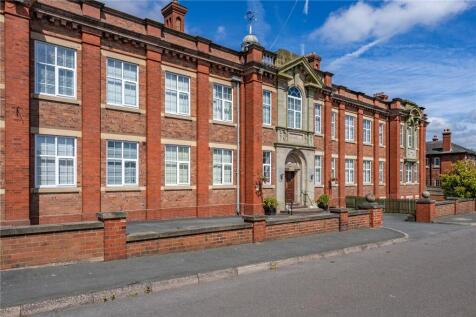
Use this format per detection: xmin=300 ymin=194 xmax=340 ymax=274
xmin=241 ymin=34 xmax=260 ymax=50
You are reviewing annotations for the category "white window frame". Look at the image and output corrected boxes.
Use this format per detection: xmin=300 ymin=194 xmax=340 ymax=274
xmin=345 ymin=159 xmax=355 ymax=184
xmin=164 ymin=145 xmax=191 ymax=186
xmin=407 ymin=127 xmax=414 ymax=149
xmin=263 ymin=90 xmax=272 ymax=126
xmin=406 ymin=161 xmax=413 ymax=183
xmin=315 ymin=155 xmax=322 ymax=185
xmin=379 ymin=161 xmax=385 ymax=184
xmin=363 ymin=160 xmax=372 ymax=184
xmin=400 ymin=162 xmax=404 ymax=183
xmin=345 ymin=115 xmax=355 ymax=142
xmin=106 ymin=58 xmax=139 ymax=108
xmin=434 ymin=157 xmax=440 ymax=167
xmin=213 ymin=148 xmax=233 ymax=185
xmin=35 ymin=135 xmax=77 ymax=188
xmin=331 ymin=111 xmax=337 ymax=140
xmin=34 ymin=41 xmax=77 ymax=99
xmin=165 ymin=72 xmax=191 ymax=116
xmin=331 ymin=158 xmax=337 ymax=180
xmin=315 ymin=104 xmax=322 ymax=134
xmin=363 ymin=119 xmax=372 ymax=144
xmin=287 ymin=87 xmax=302 ymax=129
xmin=213 ymin=83 xmax=233 ymax=122
xmin=262 ymin=151 xmax=272 ymax=185
xmin=106 ymin=141 xmax=139 ymax=187
xmin=378 ymin=123 xmax=385 ymax=146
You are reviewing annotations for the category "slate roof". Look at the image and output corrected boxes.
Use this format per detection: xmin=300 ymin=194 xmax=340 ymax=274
xmin=426 ymin=141 xmax=476 ymax=156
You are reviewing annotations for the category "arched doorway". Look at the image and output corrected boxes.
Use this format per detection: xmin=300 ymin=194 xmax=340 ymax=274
xmin=284 ymin=151 xmax=306 ymax=206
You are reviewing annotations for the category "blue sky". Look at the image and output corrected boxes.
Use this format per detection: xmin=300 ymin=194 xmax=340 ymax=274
xmin=104 ymin=0 xmax=476 ymax=149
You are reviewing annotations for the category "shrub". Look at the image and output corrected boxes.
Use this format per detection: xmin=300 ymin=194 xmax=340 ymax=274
xmin=263 ymin=197 xmax=278 ymax=208
xmin=441 ymin=160 xmax=476 ymax=198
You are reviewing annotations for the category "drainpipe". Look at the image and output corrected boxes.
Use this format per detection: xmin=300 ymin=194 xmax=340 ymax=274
xmin=231 ymin=76 xmax=242 ymax=215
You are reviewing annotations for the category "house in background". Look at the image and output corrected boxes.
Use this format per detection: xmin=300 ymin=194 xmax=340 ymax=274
xmin=426 ymin=129 xmax=476 ymax=188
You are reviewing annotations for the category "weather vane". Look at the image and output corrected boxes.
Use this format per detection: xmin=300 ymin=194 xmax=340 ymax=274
xmin=245 ymin=10 xmax=257 ymax=35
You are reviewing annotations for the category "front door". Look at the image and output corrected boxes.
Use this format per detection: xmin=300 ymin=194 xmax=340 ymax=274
xmin=285 ymin=171 xmax=295 ymax=203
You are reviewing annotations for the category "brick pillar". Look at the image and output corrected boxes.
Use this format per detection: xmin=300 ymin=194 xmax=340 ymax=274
xmin=330 ymin=208 xmax=349 ymax=232
xmin=3 ymin=1 xmax=31 ymax=225
xmin=388 ymin=116 xmax=401 ymax=199
xmin=243 ymin=215 xmax=266 ymax=242
xmin=419 ymin=122 xmax=426 ymax=195
xmin=196 ymin=61 xmax=210 ymax=217
xmin=323 ymin=94 xmax=332 ymax=196
xmin=146 ymin=47 xmax=162 ymax=219
xmin=337 ymin=104 xmax=346 ymax=207
xmin=97 ymin=211 xmax=127 ymax=261
xmin=81 ymin=29 xmax=101 ymax=221
xmin=415 ymin=195 xmax=435 ymax=223
xmin=243 ymin=71 xmax=263 ymax=216
xmin=369 ymin=207 xmax=383 ymax=228
xmin=357 ymin=109 xmax=364 ymax=196
xmin=373 ymin=113 xmax=380 ymax=197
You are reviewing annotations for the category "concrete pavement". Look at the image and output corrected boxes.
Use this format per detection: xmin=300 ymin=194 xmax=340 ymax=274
xmin=37 ymin=225 xmax=476 ymax=317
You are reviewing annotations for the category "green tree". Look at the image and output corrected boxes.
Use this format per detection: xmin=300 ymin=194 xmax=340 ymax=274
xmin=440 ymin=160 xmax=476 ymax=198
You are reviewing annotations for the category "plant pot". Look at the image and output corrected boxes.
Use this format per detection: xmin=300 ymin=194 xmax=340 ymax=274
xmin=264 ymin=206 xmax=276 ymax=215
xmin=317 ymin=202 xmax=329 ymax=211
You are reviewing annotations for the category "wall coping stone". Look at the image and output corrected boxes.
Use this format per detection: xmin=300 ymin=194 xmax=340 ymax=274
xmin=0 ymin=221 xmax=103 ymax=237
xmin=435 ymin=200 xmax=454 ymax=206
xmin=97 ymin=211 xmax=127 ymax=220
xmin=329 ymin=208 xmax=349 ymax=214
xmin=266 ymin=213 xmax=339 ymax=226
xmin=242 ymin=215 xmax=266 ymax=223
xmin=358 ymin=202 xmax=383 ymax=209
xmin=126 ymin=223 xmax=253 ymax=242
xmin=416 ymin=198 xmax=435 ymax=204
xmin=349 ymin=210 xmax=370 ymax=216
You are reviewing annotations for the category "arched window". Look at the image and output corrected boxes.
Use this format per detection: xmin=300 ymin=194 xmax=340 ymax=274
xmin=287 ymin=87 xmax=302 ymax=129
xmin=175 ymin=17 xmax=182 ymax=31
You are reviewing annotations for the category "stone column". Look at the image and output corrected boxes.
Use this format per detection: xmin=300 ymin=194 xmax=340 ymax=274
xmin=415 ymin=191 xmax=435 ymax=223
xmin=97 ymin=211 xmax=127 ymax=261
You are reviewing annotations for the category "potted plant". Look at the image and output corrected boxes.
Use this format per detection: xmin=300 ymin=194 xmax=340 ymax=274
xmin=317 ymin=194 xmax=330 ymax=211
xmin=263 ymin=197 xmax=278 ymax=215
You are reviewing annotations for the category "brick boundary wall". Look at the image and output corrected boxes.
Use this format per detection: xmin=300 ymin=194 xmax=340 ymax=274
xmin=127 ymin=226 xmax=253 ymax=258
xmin=0 ymin=222 xmax=104 ymax=270
xmin=416 ymin=198 xmax=475 ymax=223
xmin=1 ymin=207 xmax=385 ymax=270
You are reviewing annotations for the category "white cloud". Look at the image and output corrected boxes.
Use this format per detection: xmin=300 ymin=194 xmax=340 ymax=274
xmin=102 ymin=0 xmax=168 ymax=21
xmin=328 ymin=37 xmax=388 ymax=69
xmin=312 ymin=0 xmax=472 ymax=44
xmin=303 ymin=0 xmax=309 ymax=15
xmin=215 ymin=25 xmax=227 ymax=41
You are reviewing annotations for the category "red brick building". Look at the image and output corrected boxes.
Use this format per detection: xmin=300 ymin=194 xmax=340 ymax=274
xmin=426 ymin=129 xmax=476 ymax=187
xmin=0 ymin=0 xmax=427 ymax=226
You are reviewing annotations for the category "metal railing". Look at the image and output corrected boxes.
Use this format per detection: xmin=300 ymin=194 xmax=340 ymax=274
xmin=346 ymin=196 xmax=416 ymax=215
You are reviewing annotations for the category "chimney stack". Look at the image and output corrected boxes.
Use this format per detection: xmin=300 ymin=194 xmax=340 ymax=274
xmin=373 ymin=92 xmax=389 ymax=101
xmin=432 ymin=135 xmax=438 ymax=142
xmin=306 ymin=52 xmax=321 ymax=71
xmin=442 ymin=128 xmax=452 ymax=152
xmin=161 ymin=0 xmax=187 ymax=33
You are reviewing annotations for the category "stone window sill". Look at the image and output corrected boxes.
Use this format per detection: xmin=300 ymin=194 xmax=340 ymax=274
xmin=102 ymin=186 xmax=145 ymax=192
xmin=345 ymin=184 xmax=357 ymax=187
xmin=210 ymin=120 xmax=237 ymax=127
xmin=209 ymin=185 xmax=236 ymax=190
xmin=104 ymin=104 xmax=145 ymax=114
xmin=161 ymin=186 xmax=196 ymax=191
xmin=345 ymin=140 xmax=356 ymax=144
xmin=263 ymin=125 xmax=275 ymax=130
xmin=163 ymin=113 xmax=195 ymax=121
xmin=32 ymin=187 xmax=81 ymax=194
xmin=32 ymin=93 xmax=80 ymax=105
xmin=262 ymin=184 xmax=275 ymax=189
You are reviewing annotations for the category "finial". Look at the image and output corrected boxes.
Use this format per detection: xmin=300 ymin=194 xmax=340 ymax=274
xmin=245 ymin=10 xmax=257 ymax=35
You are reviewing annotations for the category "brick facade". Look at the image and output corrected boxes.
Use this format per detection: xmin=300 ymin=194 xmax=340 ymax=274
xmin=1 ymin=0 xmax=427 ymax=226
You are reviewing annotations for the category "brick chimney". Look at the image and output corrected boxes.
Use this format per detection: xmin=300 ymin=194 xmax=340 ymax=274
xmin=161 ymin=0 xmax=187 ymax=32
xmin=373 ymin=92 xmax=388 ymax=101
xmin=442 ymin=128 xmax=452 ymax=152
xmin=306 ymin=52 xmax=321 ymax=70
xmin=432 ymin=135 xmax=438 ymax=142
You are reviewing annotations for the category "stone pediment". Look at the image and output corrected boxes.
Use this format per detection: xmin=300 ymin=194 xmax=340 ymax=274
xmin=277 ymin=57 xmax=323 ymax=89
